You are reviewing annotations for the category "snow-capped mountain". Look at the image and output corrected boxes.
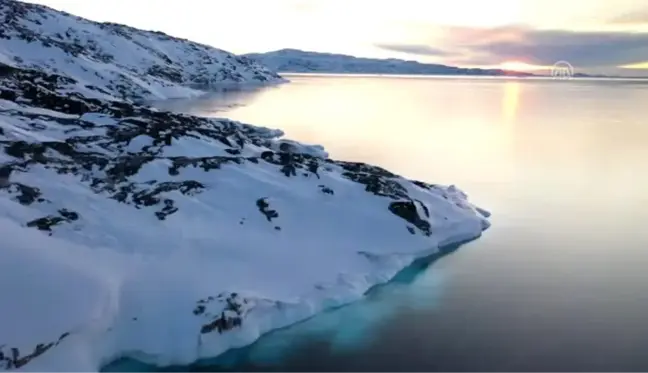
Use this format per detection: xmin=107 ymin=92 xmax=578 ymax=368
xmin=244 ymin=49 xmax=534 ymax=76
xmin=0 ymin=1 xmax=490 ymax=371
xmin=0 ymin=0 xmax=284 ymax=101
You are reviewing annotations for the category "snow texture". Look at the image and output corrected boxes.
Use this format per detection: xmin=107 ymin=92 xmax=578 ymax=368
xmin=244 ymin=49 xmax=534 ymax=77
xmin=0 ymin=0 xmax=285 ymax=102
xmin=0 ymin=1 xmax=490 ymax=371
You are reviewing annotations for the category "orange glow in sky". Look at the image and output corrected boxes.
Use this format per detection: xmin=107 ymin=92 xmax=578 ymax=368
xmin=620 ymin=61 xmax=648 ymax=69
xmin=498 ymin=61 xmax=549 ymax=71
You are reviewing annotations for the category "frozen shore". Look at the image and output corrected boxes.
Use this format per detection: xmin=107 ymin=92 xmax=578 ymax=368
xmin=0 ymin=1 xmax=490 ymax=370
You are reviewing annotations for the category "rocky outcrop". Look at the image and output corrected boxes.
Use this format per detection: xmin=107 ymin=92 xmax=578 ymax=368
xmin=0 ymin=64 xmax=475 ymax=238
xmin=0 ymin=333 xmax=69 ymax=370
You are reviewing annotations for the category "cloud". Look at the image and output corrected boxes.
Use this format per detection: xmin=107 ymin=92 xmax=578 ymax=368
xmin=373 ymin=43 xmax=450 ymax=56
xmin=609 ymin=9 xmax=648 ymax=25
xmin=468 ymin=28 xmax=648 ymax=67
xmin=375 ymin=25 xmax=648 ymax=69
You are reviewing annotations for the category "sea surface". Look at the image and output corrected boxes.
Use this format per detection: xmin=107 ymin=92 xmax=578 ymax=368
xmin=107 ymin=75 xmax=648 ymax=371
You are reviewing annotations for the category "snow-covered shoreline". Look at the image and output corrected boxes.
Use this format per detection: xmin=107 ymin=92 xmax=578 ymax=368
xmin=1 ymin=1 xmax=490 ymax=371
xmin=3 ymin=214 xmax=488 ymax=372
xmin=0 ymin=70 xmax=490 ymax=371
xmin=0 ymin=85 xmax=490 ymax=370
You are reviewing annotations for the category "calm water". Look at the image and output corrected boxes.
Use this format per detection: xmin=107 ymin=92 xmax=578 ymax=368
xmin=113 ymin=75 xmax=648 ymax=371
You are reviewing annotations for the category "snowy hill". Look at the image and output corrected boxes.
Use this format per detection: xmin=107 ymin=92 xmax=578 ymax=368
xmin=0 ymin=0 xmax=284 ymax=101
xmin=245 ymin=49 xmax=534 ymax=77
xmin=0 ymin=2 xmax=490 ymax=371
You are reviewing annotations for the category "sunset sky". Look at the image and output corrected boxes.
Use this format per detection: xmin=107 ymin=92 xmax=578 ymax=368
xmin=25 ymin=0 xmax=648 ymax=75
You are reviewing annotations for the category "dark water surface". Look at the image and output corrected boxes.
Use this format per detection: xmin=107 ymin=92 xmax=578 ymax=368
xmin=108 ymin=75 xmax=648 ymax=371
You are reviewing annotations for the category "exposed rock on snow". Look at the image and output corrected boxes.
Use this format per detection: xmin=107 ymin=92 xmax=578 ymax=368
xmin=1 ymin=62 xmax=487 ymax=237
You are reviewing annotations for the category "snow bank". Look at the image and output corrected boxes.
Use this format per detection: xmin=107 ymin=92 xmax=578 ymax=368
xmin=1 ymin=176 xmax=488 ymax=371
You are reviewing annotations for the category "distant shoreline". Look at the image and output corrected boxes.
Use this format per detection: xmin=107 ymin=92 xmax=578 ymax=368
xmin=245 ymin=49 xmax=648 ymax=81
xmin=278 ymin=72 xmax=648 ymax=82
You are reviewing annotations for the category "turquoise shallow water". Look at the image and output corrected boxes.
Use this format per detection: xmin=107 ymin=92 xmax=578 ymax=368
xmin=108 ymin=75 xmax=648 ymax=371
xmin=104 ymin=242 xmax=465 ymax=372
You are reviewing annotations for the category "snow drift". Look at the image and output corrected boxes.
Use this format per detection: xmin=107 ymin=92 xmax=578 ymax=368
xmin=0 ymin=1 xmax=490 ymax=371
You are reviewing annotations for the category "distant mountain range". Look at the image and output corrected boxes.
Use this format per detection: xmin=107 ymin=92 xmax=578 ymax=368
xmin=244 ymin=49 xmax=634 ymax=79
xmin=244 ymin=49 xmax=538 ymax=77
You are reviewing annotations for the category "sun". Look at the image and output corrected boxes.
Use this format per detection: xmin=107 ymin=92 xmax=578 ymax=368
xmin=499 ymin=61 xmax=547 ymax=72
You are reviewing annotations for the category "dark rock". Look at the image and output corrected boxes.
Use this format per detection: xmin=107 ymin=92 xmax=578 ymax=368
xmin=415 ymin=199 xmax=430 ymax=218
xmin=0 ymin=339 xmax=58 ymax=370
xmin=193 ymin=305 xmax=206 ymax=315
xmin=337 ymin=161 xmax=407 ymax=199
xmin=25 ymin=208 xmax=80 ymax=232
xmin=319 ymin=185 xmax=334 ymax=195
xmin=256 ymin=198 xmax=279 ymax=222
xmin=26 ymin=216 xmax=66 ymax=231
xmin=168 ymin=156 xmax=242 ymax=176
xmin=199 ymin=293 xmax=244 ymax=334
xmin=260 ymin=151 xmax=320 ymax=178
xmin=388 ymin=201 xmax=431 ymax=236
xmin=58 ymin=208 xmax=79 ymax=221
xmin=224 ymin=148 xmax=241 ymax=155
xmin=0 ymin=165 xmax=13 ymax=187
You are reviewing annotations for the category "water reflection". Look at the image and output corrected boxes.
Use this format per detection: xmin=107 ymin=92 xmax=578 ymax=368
xmin=151 ymin=84 xmax=276 ymax=115
xmin=502 ymin=81 xmax=520 ymax=124
xmin=138 ymin=75 xmax=648 ymax=371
